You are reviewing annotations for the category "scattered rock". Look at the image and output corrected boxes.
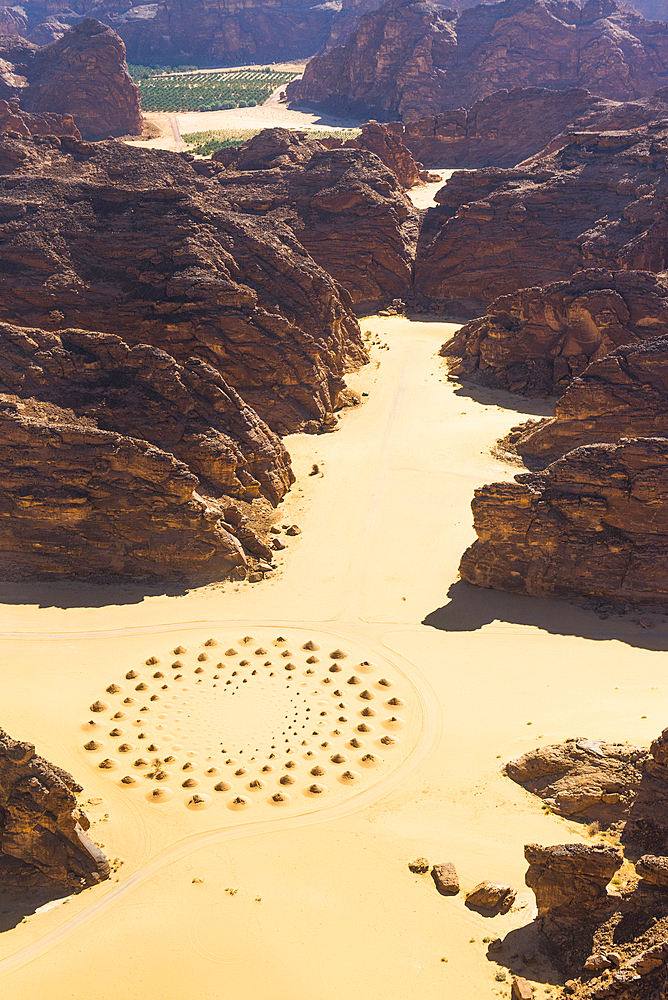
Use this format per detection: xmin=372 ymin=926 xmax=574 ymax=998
xmin=431 ymin=862 xmax=460 ymax=895
xmin=465 ymin=880 xmax=517 ymax=915
xmin=512 ymin=977 xmax=534 ymax=1000
xmin=408 ymin=857 xmax=430 ymax=874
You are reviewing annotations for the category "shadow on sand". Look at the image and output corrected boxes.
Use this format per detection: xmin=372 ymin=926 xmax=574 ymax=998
xmin=0 ymin=884 xmax=70 ymax=934
xmin=0 ymin=578 xmax=190 ymax=611
xmin=424 ymin=580 xmax=668 ymax=652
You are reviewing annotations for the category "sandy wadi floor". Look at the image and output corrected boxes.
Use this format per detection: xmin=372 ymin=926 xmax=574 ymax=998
xmin=2 ymin=318 xmax=668 ymax=999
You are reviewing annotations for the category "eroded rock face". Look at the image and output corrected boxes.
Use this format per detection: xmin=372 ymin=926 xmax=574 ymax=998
xmin=214 ymin=128 xmax=418 ymax=310
xmin=0 ymin=323 xmax=293 ymax=504
xmin=0 ymin=96 xmax=81 ymax=139
xmin=400 ymin=88 xmax=668 ymax=168
xmin=0 ymin=134 xmax=366 ymax=434
xmin=460 ymin=438 xmax=668 ymax=604
xmin=324 ymin=121 xmax=421 ymax=189
xmin=636 ymin=856 xmax=668 ymax=888
xmin=524 ymin=843 xmax=623 ymax=919
xmin=505 ymin=739 xmax=649 ymax=822
xmin=509 ymin=337 xmax=668 ymax=466
xmin=415 ymin=119 xmax=668 ymax=304
xmin=441 ymin=270 xmax=668 ymax=398
xmin=0 ymin=19 xmax=142 ymax=139
xmin=287 ymin=0 xmax=668 ymax=120
xmin=0 ymin=397 xmax=249 ymax=578
xmin=0 ymin=727 xmax=109 ymax=888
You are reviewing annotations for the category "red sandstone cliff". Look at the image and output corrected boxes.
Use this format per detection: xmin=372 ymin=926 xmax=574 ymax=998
xmin=288 ymin=0 xmax=668 ymax=119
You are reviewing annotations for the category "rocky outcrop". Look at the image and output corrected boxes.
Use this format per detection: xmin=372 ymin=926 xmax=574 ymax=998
xmin=636 ymin=856 xmax=668 ymax=888
xmin=213 ymin=128 xmax=418 ymax=310
xmin=0 ymin=133 xmax=366 ymax=434
xmin=507 ymin=337 xmax=668 ymax=466
xmin=415 ymin=119 xmax=668 ymax=304
xmin=20 ymin=19 xmax=142 ymax=139
xmin=0 ymin=396 xmax=251 ymax=578
xmin=287 ymin=0 xmax=668 ymax=120
xmin=505 ymin=738 xmax=649 ymax=822
xmin=0 ymin=19 xmax=142 ymax=139
xmin=399 ymin=88 xmax=668 ymax=168
xmin=524 ymin=843 xmax=623 ymax=919
xmin=0 ymin=727 xmax=109 ymax=888
xmin=440 ymin=270 xmax=668 ymax=398
xmin=0 ymin=96 xmax=81 ymax=139
xmin=459 ymin=437 xmax=668 ymax=604
xmin=323 ymin=121 xmax=421 ymax=188
xmin=0 ymin=323 xmax=293 ymax=504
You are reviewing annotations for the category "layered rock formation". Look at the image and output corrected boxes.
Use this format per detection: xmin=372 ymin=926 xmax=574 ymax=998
xmin=506 ymin=738 xmax=649 ymax=824
xmin=0 ymin=396 xmax=255 ymax=578
xmin=0 ymin=96 xmax=81 ymax=139
xmin=459 ymin=437 xmax=668 ymax=604
xmin=508 ymin=337 xmax=668 ymax=465
xmin=0 ymin=727 xmax=109 ymax=888
xmin=0 ymin=133 xmax=366 ymax=434
xmin=209 ymin=127 xmax=418 ymax=309
xmin=288 ymin=0 xmax=668 ymax=120
xmin=0 ymin=323 xmax=293 ymax=503
xmin=398 ymin=88 xmax=668 ymax=168
xmin=416 ymin=118 xmax=668 ymax=304
xmin=524 ymin=843 xmax=623 ymax=919
xmin=441 ymin=270 xmax=668 ymax=397
xmin=0 ymin=19 xmax=141 ymax=139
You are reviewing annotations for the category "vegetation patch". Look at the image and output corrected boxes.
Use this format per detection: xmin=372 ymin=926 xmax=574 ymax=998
xmin=181 ymin=127 xmax=361 ymax=157
xmin=132 ymin=68 xmax=297 ymax=113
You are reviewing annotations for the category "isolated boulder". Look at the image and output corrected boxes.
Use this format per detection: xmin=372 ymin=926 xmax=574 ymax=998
xmin=465 ymin=880 xmax=516 ymax=914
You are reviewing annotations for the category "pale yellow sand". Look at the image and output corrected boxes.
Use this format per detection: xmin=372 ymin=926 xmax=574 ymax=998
xmin=1 ymin=316 xmax=667 ymax=1000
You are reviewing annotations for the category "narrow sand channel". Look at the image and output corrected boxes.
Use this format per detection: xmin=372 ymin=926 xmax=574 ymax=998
xmin=2 ymin=317 xmax=668 ymax=1000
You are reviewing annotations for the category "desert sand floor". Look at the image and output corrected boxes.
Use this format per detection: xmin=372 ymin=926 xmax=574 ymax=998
xmin=2 ymin=317 xmax=668 ymax=1000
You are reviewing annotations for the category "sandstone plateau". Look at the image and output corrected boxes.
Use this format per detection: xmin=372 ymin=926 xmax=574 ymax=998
xmin=288 ymin=0 xmax=668 ymax=120
xmin=0 ymin=19 xmax=141 ymax=139
xmin=415 ymin=118 xmax=668 ymax=304
xmin=459 ymin=438 xmax=668 ymax=604
xmin=0 ymin=727 xmax=109 ymax=888
xmin=441 ymin=270 xmax=668 ymax=397
xmin=0 ymin=133 xmax=367 ymax=434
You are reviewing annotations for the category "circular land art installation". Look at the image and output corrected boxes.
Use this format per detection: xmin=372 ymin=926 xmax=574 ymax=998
xmin=80 ymin=630 xmax=420 ymax=818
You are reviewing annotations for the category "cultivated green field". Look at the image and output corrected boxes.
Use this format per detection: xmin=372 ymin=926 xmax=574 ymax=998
xmin=132 ymin=69 xmax=297 ymax=113
xmin=181 ymin=127 xmax=361 ymax=157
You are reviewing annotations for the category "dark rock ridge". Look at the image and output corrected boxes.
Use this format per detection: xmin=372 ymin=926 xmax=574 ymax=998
xmin=0 ymin=133 xmax=366 ymax=434
xmin=0 ymin=323 xmax=293 ymax=504
xmin=321 ymin=120 xmax=421 ymax=189
xmin=507 ymin=337 xmax=668 ymax=466
xmin=441 ymin=270 xmax=668 ymax=397
xmin=459 ymin=437 xmax=668 ymax=604
xmin=0 ymin=394 xmax=251 ymax=578
xmin=398 ymin=88 xmax=668 ymax=168
xmin=0 ymin=19 xmax=142 ymax=139
xmin=212 ymin=128 xmax=418 ymax=310
xmin=0 ymin=727 xmax=109 ymax=888
xmin=287 ymin=0 xmax=668 ymax=120
xmin=415 ymin=118 xmax=668 ymax=304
